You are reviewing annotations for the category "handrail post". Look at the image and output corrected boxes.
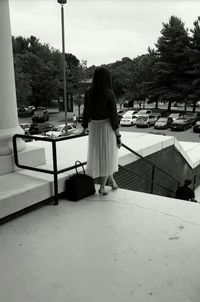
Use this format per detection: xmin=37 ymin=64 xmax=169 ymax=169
xmin=151 ymin=166 xmax=155 ymax=194
xmin=193 ymin=174 xmax=196 ymax=190
xmin=52 ymin=140 xmax=59 ymax=205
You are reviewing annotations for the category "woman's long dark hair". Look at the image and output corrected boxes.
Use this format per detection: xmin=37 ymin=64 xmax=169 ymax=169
xmin=91 ymin=66 xmax=112 ymax=98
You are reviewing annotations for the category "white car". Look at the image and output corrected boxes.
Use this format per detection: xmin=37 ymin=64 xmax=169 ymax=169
xmin=123 ymin=110 xmax=138 ymax=115
xmin=168 ymin=113 xmax=182 ymax=121
xmin=20 ymin=123 xmax=31 ymax=134
xmin=120 ymin=112 xmax=138 ymax=126
xmin=136 ymin=114 xmax=157 ymax=127
xmin=46 ymin=123 xmax=77 ymax=138
xmin=137 ymin=109 xmax=152 ymax=116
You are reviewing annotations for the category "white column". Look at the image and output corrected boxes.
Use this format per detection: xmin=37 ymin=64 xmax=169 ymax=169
xmin=0 ymin=0 xmax=25 ymax=157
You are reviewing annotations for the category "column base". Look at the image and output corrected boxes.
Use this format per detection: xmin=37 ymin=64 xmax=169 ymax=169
xmin=0 ymin=144 xmax=46 ymax=176
xmin=0 ymin=125 xmax=26 ymax=156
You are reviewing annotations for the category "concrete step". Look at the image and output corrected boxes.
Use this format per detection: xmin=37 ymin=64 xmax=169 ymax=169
xmin=0 ymin=168 xmax=71 ymax=220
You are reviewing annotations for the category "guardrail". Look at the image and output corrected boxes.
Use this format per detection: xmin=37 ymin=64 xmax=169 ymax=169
xmin=12 ymin=134 xmax=199 ymax=206
xmin=121 ymin=142 xmax=181 ymax=196
xmin=13 ymin=133 xmax=88 ymax=205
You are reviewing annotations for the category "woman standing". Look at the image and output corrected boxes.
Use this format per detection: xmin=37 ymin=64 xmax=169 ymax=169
xmin=81 ymin=66 xmax=121 ymax=196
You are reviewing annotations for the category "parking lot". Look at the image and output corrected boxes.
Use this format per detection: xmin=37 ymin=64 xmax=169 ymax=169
xmin=118 ymin=105 xmax=200 ymax=142
xmin=119 ymin=123 xmax=200 ymax=142
xmin=19 ymin=105 xmax=200 ymax=143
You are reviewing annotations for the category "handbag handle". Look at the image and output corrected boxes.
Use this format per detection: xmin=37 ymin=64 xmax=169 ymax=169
xmin=75 ymin=160 xmax=85 ymax=175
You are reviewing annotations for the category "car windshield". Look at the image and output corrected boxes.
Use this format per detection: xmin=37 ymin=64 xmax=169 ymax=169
xmin=170 ymin=114 xmax=179 ymax=118
xmin=124 ymin=111 xmax=133 ymax=115
xmin=138 ymin=111 xmax=147 ymax=115
xmin=137 ymin=116 xmax=148 ymax=121
xmin=174 ymin=118 xmax=186 ymax=124
xmin=157 ymin=118 xmax=167 ymax=122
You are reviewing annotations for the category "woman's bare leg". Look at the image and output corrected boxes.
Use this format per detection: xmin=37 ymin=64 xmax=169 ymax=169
xmin=108 ymin=174 xmax=118 ymax=190
xmin=99 ymin=176 xmax=108 ymax=195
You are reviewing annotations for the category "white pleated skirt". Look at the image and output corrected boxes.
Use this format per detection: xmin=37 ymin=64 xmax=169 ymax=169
xmin=86 ymin=119 xmax=118 ymax=178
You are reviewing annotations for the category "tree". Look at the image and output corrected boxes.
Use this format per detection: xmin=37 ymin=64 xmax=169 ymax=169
xmin=108 ymin=57 xmax=132 ymax=102
xmin=12 ymin=35 xmax=84 ymax=109
xmin=73 ymin=60 xmax=88 ymax=116
xmin=14 ymin=54 xmax=32 ymax=106
xmin=187 ymin=17 xmax=200 ymax=112
xmin=154 ymin=16 xmax=190 ymax=110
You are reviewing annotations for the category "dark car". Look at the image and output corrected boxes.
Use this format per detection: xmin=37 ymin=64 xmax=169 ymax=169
xmin=154 ymin=117 xmax=173 ymax=129
xmin=17 ymin=107 xmax=32 ymax=118
xmin=32 ymin=108 xmax=49 ymax=123
xmin=29 ymin=122 xmax=55 ymax=135
xmin=171 ymin=118 xmax=192 ymax=131
xmin=182 ymin=112 xmax=200 ymax=125
xmin=193 ymin=121 xmax=200 ymax=133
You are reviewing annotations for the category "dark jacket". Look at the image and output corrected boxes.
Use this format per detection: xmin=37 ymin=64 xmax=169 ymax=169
xmin=81 ymin=88 xmax=119 ymax=131
xmin=175 ymin=185 xmax=195 ymax=201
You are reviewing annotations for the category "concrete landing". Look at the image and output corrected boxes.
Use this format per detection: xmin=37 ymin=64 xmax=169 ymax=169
xmin=0 ymin=187 xmax=200 ymax=302
xmin=1 ymin=132 xmax=200 ymax=219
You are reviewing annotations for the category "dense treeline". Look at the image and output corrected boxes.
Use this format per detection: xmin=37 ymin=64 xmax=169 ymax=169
xmin=106 ymin=16 xmax=200 ymax=112
xmin=13 ymin=35 xmax=86 ymax=108
xmin=13 ymin=15 xmax=200 ymax=112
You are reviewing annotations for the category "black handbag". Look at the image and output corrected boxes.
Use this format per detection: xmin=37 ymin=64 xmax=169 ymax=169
xmin=65 ymin=161 xmax=96 ymax=201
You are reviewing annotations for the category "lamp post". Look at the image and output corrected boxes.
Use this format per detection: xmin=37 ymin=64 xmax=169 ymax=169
xmin=57 ymin=0 xmax=68 ymax=134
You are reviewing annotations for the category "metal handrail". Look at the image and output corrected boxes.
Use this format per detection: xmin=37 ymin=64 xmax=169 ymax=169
xmin=121 ymin=142 xmax=181 ymax=187
xmin=13 ymin=133 xmax=88 ymax=205
xmin=13 ymin=134 xmax=199 ymax=204
xmin=118 ymin=164 xmax=176 ymax=195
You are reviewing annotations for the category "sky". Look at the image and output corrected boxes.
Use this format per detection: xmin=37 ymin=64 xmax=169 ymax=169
xmin=9 ymin=0 xmax=200 ymax=67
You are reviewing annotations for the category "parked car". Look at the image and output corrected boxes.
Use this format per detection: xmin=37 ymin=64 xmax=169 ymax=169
xmin=17 ymin=107 xmax=32 ymax=118
xmin=46 ymin=123 xmax=77 ymax=138
xmin=20 ymin=123 xmax=31 ymax=134
xmin=32 ymin=108 xmax=49 ymax=123
xmin=120 ymin=112 xmax=138 ymax=126
xmin=117 ymin=109 xmax=126 ymax=122
xmin=168 ymin=112 xmax=182 ymax=121
xmin=123 ymin=110 xmax=138 ymax=115
xmin=136 ymin=114 xmax=157 ymax=127
xmin=29 ymin=122 xmax=55 ymax=135
xmin=154 ymin=117 xmax=173 ymax=129
xmin=193 ymin=121 xmax=200 ymax=133
xmin=120 ymin=114 xmax=137 ymax=126
xmin=182 ymin=112 xmax=200 ymax=125
xmin=152 ymin=113 xmax=161 ymax=120
xmin=137 ymin=109 xmax=152 ymax=116
xmin=171 ymin=118 xmax=192 ymax=131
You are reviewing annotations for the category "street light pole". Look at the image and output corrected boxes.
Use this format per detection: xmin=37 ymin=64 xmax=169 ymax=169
xmin=57 ymin=0 xmax=68 ymax=134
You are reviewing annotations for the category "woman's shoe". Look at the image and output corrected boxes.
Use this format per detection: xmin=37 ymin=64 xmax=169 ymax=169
xmin=111 ymin=184 xmax=118 ymax=190
xmin=110 ymin=180 xmax=118 ymax=190
xmin=98 ymin=188 xmax=109 ymax=196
